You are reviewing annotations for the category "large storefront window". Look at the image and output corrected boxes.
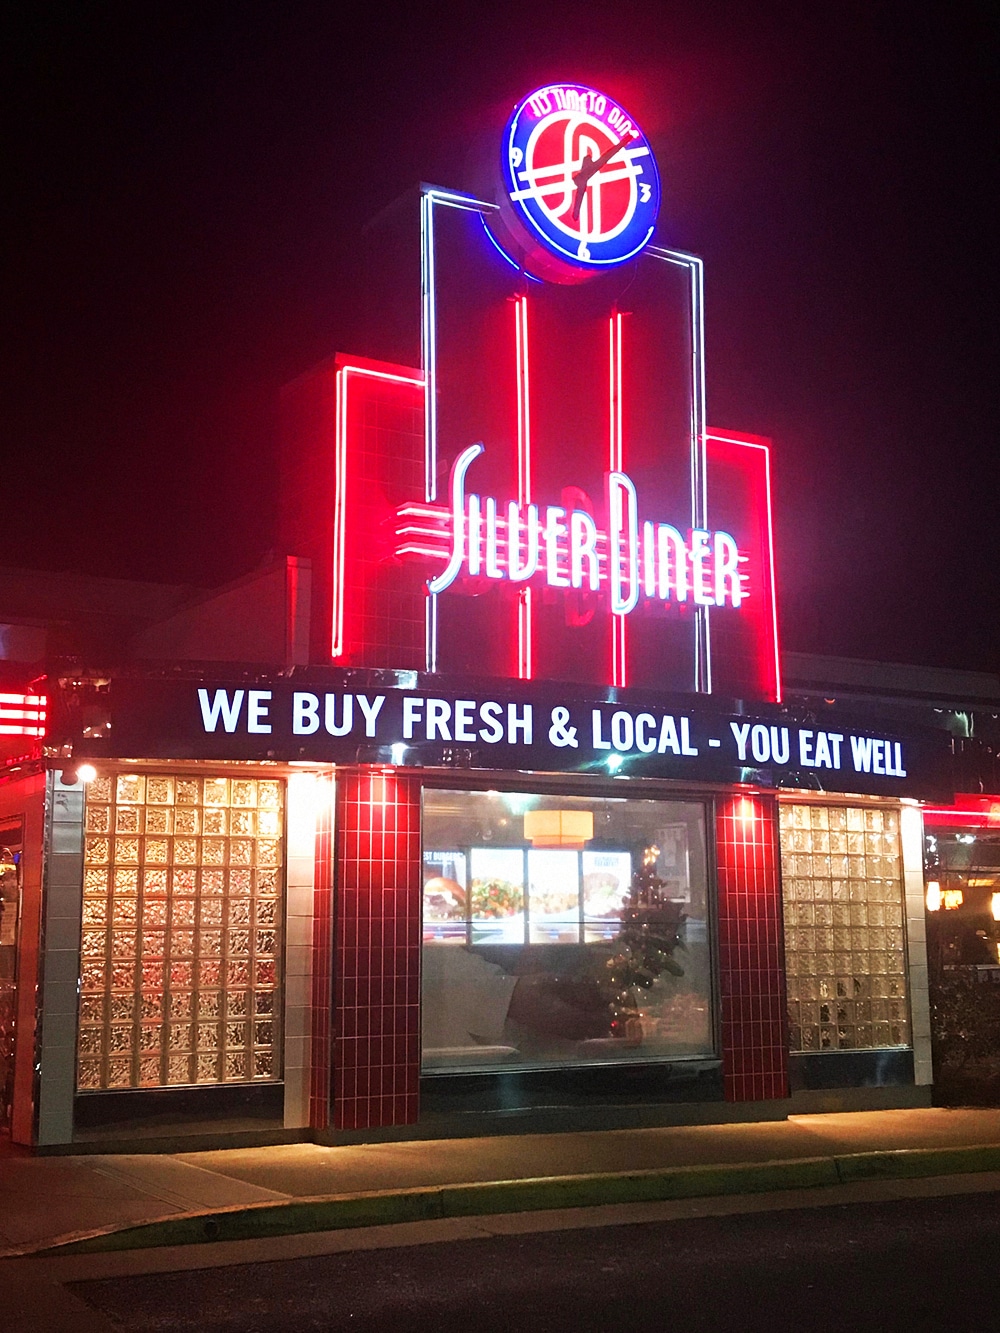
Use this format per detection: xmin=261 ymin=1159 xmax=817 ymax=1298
xmin=780 ymin=803 xmax=910 ymax=1052
xmin=421 ymin=789 xmax=712 ymax=1072
xmin=77 ymin=772 xmax=283 ymax=1091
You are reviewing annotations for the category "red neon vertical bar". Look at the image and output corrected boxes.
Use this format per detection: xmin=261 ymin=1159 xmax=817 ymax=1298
xmin=761 ymin=442 xmax=782 ymax=703
xmin=609 ymin=311 xmax=627 ymax=688
xmin=516 ymin=295 xmax=533 ymax=680
xmin=331 ymin=363 xmax=425 ymax=663
xmin=331 ymin=367 xmax=347 ymax=658
xmin=705 ymin=431 xmax=782 ymax=704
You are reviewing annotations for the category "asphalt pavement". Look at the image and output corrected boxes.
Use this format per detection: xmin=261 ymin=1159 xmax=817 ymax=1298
xmin=15 ymin=1183 xmax=1000 ymax=1332
xmin=3 ymin=1106 xmax=1000 ymax=1259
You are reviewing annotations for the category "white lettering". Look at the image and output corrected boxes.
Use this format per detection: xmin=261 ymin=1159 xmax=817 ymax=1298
xmin=635 ymin=713 xmax=657 ymax=753
xmin=292 ymin=692 xmax=320 ymax=735
xmin=872 ymin=739 xmax=886 ymax=775
xmin=412 ymin=445 xmax=749 ymax=619
xmin=325 ymin=694 xmax=353 ymax=737
xmin=544 ymin=507 xmax=569 ymax=587
xmin=611 ymin=710 xmax=634 ymax=752
xmin=198 ymin=688 xmax=244 ymax=734
xmin=402 ymin=696 xmax=423 ymax=740
xmin=428 ymin=444 xmax=483 ymax=594
xmin=658 ymin=716 xmax=680 ymax=755
xmin=356 ymin=694 xmax=385 ymax=737
xmin=570 ymin=510 xmax=599 ymax=590
xmin=730 ymin=721 xmax=751 ymax=761
xmin=479 ymin=701 xmax=504 ymax=743
xmin=714 ymin=531 xmax=742 ymax=607
xmin=247 ymin=691 xmax=272 ymax=734
xmin=828 ymin=733 xmax=844 ymax=768
xmin=690 ymin=529 xmax=714 ymax=606
xmin=485 ymin=497 xmax=502 ymax=579
xmin=850 ymin=735 xmax=873 ymax=773
xmin=656 ymin=524 xmax=688 ymax=601
xmin=507 ymin=703 xmax=533 ymax=744
xmin=799 ymin=730 xmax=815 ymax=766
xmin=592 ymin=709 xmax=611 ymax=750
xmin=507 ymin=502 xmax=539 ymax=581
xmin=468 ymin=494 xmax=482 ymax=576
xmin=751 ymin=723 xmax=770 ymax=763
xmin=681 ymin=718 xmax=698 ymax=755
xmin=814 ymin=731 xmax=833 ymax=768
xmin=426 ymin=698 xmax=452 ymax=740
xmin=454 ymin=699 xmax=476 ymax=742
xmin=608 ymin=472 xmax=639 ymax=614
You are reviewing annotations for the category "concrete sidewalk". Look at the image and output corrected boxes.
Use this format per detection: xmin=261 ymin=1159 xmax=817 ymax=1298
xmin=3 ymin=1107 xmax=1000 ymax=1258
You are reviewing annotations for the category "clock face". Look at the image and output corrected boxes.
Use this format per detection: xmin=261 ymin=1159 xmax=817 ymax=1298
xmin=500 ymin=83 xmax=661 ymax=278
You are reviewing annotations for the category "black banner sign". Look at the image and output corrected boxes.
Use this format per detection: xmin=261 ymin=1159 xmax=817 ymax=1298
xmin=87 ymin=671 xmax=954 ymax=801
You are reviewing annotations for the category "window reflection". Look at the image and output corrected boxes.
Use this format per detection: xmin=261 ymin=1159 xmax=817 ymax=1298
xmin=421 ymin=789 xmax=713 ymax=1072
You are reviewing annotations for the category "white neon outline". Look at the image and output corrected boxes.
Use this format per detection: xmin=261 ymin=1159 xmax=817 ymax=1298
xmin=713 ymin=530 xmax=742 ymax=607
xmin=507 ymin=502 xmax=540 ymax=581
xmin=608 ymin=471 xmax=639 ymax=618
xmin=427 ymin=442 xmax=485 ymax=594
xmin=706 ymin=431 xmax=782 ymax=703
xmin=420 ymin=194 xmax=710 ymax=695
xmin=332 ymin=362 xmax=425 ymax=660
xmin=647 ymin=245 xmax=710 ymax=692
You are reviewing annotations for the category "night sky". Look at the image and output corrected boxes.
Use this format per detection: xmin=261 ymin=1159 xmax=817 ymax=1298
xmin=3 ymin=3 xmax=996 ymax=672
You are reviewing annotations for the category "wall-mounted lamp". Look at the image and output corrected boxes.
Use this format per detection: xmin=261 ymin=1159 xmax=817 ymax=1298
xmin=737 ymin=797 xmax=757 ymax=826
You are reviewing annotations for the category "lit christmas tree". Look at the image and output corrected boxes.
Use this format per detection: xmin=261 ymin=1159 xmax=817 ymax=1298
xmin=604 ymin=845 xmax=686 ymax=1044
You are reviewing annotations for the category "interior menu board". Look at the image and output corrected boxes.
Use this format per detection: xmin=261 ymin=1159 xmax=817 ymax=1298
xmin=469 ymin=848 xmax=525 ymax=944
xmin=582 ymin=851 xmax=633 ymax=941
xmin=528 ymin=849 xmax=582 ymax=944
xmin=422 ymin=851 xmax=468 ymax=943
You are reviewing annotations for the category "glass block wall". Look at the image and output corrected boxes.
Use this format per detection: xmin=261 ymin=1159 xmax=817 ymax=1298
xmin=77 ymin=772 xmax=283 ymax=1091
xmin=780 ymin=803 xmax=910 ymax=1053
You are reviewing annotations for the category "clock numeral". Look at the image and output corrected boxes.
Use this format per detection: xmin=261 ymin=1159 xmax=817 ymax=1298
xmin=640 ymin=183 xmax=651 ymax=203
xmin=510 ymin=147 xmax=523 ymax=168
xmin=577 ymin=241 xmax=591 ymax=260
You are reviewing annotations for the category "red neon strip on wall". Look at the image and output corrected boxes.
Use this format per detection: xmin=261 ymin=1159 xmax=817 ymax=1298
xmin=516 ymin=294 xmax=533 ymax=681
xmin=923 ymin=797 xmax=1000 ymax=828
xmin=609 ymin=311 xmax=627 ymax=688
xmin=705 ymin=431 xmax=782 ymax=703
xmin=332 ymin=362 xmax=425 ymax=659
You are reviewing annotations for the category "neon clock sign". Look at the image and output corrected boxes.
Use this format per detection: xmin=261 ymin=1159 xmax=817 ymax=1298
xmin=496 ymin=83 xmax=661 ymax=282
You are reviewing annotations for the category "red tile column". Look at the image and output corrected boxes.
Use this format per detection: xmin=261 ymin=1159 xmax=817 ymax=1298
xmin=333 ymin=769 xmax=421 ymax=1131
xmin=308 ymin=772 xmax=335 ymax=1129
xmin=716 ymin=793 xmax=789 ymax=1102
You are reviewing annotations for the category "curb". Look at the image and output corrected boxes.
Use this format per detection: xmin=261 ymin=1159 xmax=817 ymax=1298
xmin=19 ymin=1142 xmax=1000 ymax=1258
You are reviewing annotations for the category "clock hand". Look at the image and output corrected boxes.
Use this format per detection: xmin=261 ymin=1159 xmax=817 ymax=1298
xmin=571 ymin=134 xmax=637 ymax=221
xmin=590 ymin=133 xmax=637 ymax=173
